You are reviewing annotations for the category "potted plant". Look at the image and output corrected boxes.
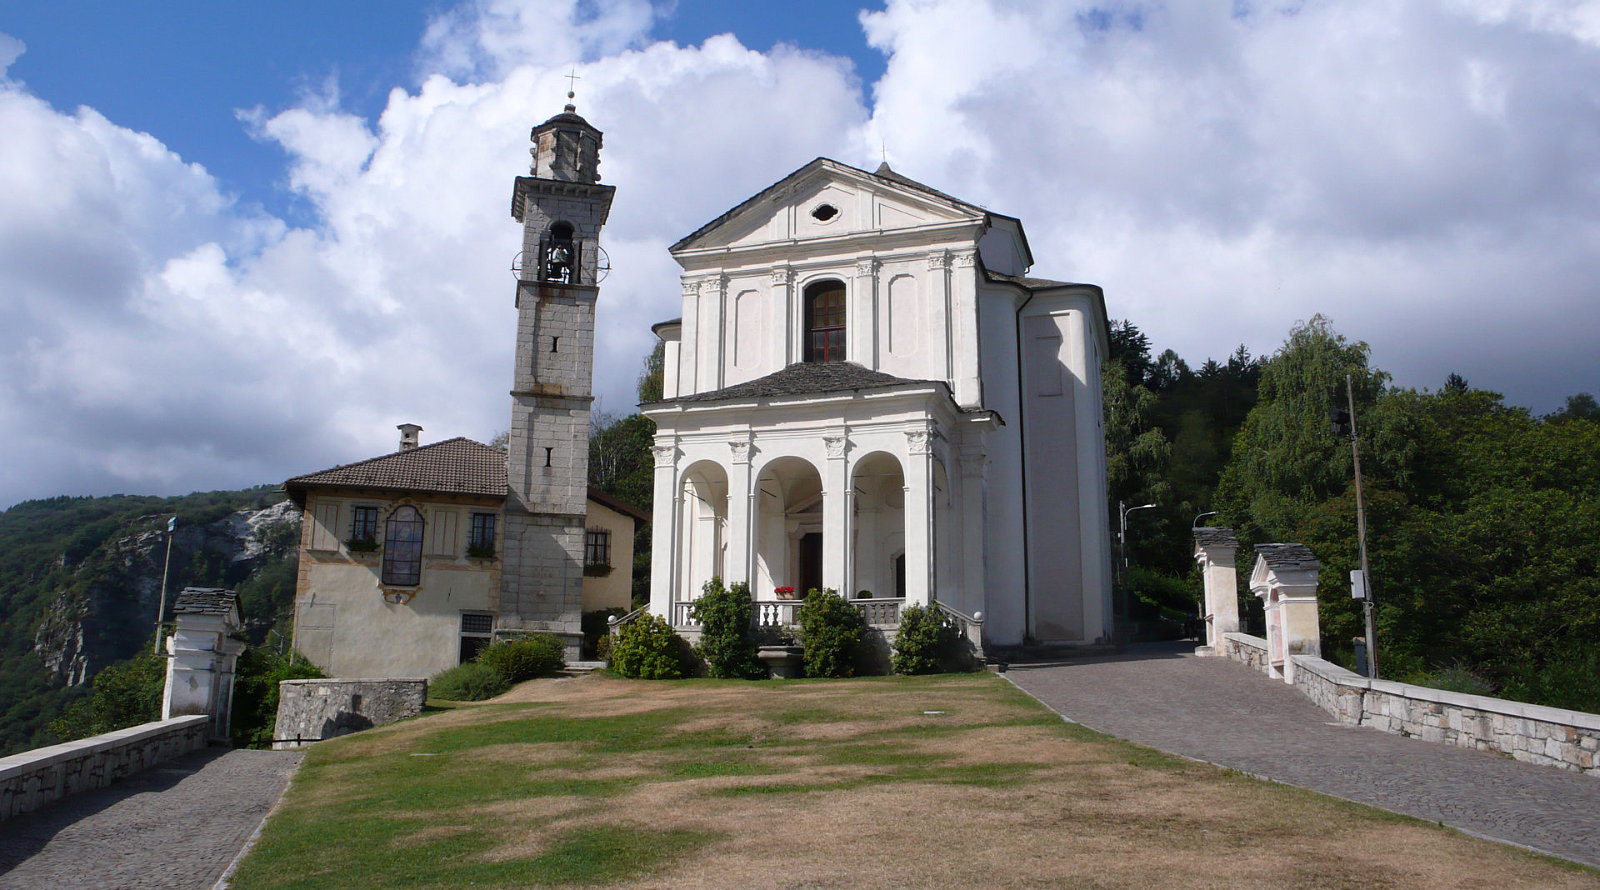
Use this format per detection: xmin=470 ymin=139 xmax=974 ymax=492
xmin=755 ymin=625 xmax=803 ymax=679
xmin=774 ymin=585 xmax=798 ymax=600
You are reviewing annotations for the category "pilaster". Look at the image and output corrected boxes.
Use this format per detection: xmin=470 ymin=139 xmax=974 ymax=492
xmin=770 ymin=266 xmax=793 ymax=370
xmin=951 ymin=249 xmax=981 ymax=406
xmin=725 ymin=436 xmax=753 ymax=585
xmin=649 ymin=443 xmax=679 ymax=618
xmin=904 ymin=425 xmax=935 ymax=607
xmin=822 ymin=430 xmax=850 ymax=593
xmin=853 ymin=258 xmax=879 ymax=367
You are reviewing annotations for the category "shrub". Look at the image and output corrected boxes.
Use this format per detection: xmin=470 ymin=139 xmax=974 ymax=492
xmin=689 ymin=578 xmax=765 ymax=679
xmin=797 ymin=588 xmax=867 ymax=678
xmin=231 ymin=648 xmax=324 ymax=747
xmin=430 ymin=661 xmax=512 ymax=701
xmin=610 ymin=613 xmax=696 ymax=679
xmin=477 ymin=634 xmax=566 ymax=683
xmin=892 ymin=604 xmax=964 ymax=675
xmin=582 ymin=608 xmax=627 ymax=659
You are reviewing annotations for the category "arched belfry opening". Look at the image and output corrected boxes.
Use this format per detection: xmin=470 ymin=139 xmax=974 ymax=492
xmin=803 ymin=280 xmax=846 ymax=363
xmin=543 ymin=222 xmax=576 ymax=284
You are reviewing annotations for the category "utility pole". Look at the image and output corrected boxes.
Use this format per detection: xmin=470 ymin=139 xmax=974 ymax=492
xmin=153 ymin=516 xmax=176 ymax=656
xmin=1336 ymin=375 xmax=1379 ymax=678
xmin=1118 ymin=501 xmax=1157 ymax=613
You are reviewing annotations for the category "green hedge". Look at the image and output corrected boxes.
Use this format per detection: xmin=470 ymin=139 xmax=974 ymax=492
xmin=430 ymin=661 xmax=512 ymax=701
xmin=610 ymin=613 xmax=697 ymax=679
xmin=478 ymin=634 xmax=566 ymax=683
xmin=798 ymin=589 xmax=867 ymax=678
xmin=891 ymin=604 xmax=964 ymax=675
xmin=689 ymin=578 xmax=764 ymax=679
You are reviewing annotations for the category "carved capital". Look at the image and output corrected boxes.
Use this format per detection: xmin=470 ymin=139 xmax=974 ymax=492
xmin=728 ymin=439 xmax=751 ymax=465
xmin=952 ymin=250 xmax=978 ymax=269
xmin=823 ymin=433 xmax=848 ymax=460
xmin=680 ymin=279 xmax=700 ymax=299
xmin=652 ymin=444 xmax=678 ymax=468
xmin=770 ymin=266 xmax=793 ymax=287
xmin=905 ymin=429 xmax=933 ymax=455
xmin=855 ymin=258 xmax=879 ymax=278
xmin=926 ymin=250 xmax=951 ymax=271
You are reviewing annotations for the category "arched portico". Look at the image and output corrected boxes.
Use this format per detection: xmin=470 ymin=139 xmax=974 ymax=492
xmin=675 ymin=460 xmax=728 ymax=620
xmin=752 ymin=456 xmax=824 ymax=598
xmin=851 ymin=451 xmax=905 ymax=599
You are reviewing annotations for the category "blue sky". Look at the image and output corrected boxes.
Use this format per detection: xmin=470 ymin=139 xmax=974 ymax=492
xmin=1 ymin=1 xmax=886 ymax=225
xmin=2 ymin=0 xmax=1599 ymax=508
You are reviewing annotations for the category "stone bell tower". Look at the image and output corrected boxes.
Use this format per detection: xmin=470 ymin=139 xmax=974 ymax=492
xmin=499 ymin=99 xmax=615 ymax=657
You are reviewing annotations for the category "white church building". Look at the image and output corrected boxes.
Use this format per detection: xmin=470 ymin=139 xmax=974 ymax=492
xmin=643 ymin=158 xmax=1115 ymax=648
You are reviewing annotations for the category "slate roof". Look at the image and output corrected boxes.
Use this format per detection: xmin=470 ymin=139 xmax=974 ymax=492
xmin=1254 ymin=543 xmax=1322 ymax=572
xmin=173 ymin=587 xmax=238 ymax=616
xmin=984 ymin=268 xmax=1093 ymax=291
xmin=663 ymin=362 xmax=940 ymax=404
xmin=284 ymin=438 xmax=507 ymax=502
xmin=1193 ymin=527 xmax=1240 ymax=550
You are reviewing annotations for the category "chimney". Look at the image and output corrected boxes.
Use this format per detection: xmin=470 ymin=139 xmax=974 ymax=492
xmin=397 ymin=423 xmax=423 ymax=452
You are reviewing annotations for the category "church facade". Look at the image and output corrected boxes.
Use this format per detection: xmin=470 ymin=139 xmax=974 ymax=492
xmin=643 ymin=159 xmax=1114 ymax=648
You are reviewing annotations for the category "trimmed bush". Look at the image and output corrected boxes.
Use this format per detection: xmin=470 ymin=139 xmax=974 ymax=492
xmin=689 ymin=578 xmax=765 ymax=679
xmin=430 ymin=661 xmax=512 ymax=701
xmin=477 ymin=634 xmax=566 ymax=683
xmin=610 ymin=613 xmax=696 ymax=679
xmin=798 ymin=588 xmax=867 ymax=678
xmin=231 ymin=648 xmax=325 ymax=747
xmin=892 ymin=604 xmax=964 ymax=675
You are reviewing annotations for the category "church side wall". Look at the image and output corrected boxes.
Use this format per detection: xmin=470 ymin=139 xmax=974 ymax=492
xmin=1018 ymin=308 xmax=1085 ymax=642
xmin=978 ymin=288 xmax=1028 ymax=647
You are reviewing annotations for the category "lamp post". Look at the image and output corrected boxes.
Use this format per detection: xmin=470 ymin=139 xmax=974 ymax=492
xmin=1118 ymin=501 xmax=1158 ymax=596
xmin=153 ymin=516 xmax=176 ymax=656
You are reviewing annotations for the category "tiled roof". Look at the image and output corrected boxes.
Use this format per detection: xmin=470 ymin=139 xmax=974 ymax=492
xmin=173 ymin=587 xmax=238 ymax=616
xmin=1193 ymin=527 xmax=1240 ymax=550
xmin=285 ymin=438 xmax=507 ymax=500
xmin=587 ymin=486 xmax=650 ymax=522
xmin=1255 ymin=543 xmax=1321 ymax=572
xmin=984 ymin=268 xmax=1092 ymax=290
xmin=667 ymin=362 xmax=940 ymax=404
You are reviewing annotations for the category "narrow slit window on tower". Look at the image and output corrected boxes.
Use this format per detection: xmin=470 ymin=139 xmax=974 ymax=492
xmin=551 ymin=336 xmax=559 ymax=353
xmin=545 ymin=447 xmax=554 ymax=467
xmin=804 ymin=280 xmax=847 ymax=363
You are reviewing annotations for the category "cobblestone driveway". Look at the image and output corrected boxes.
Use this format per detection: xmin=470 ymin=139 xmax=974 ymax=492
xmin=1007 ymin=642 xmax=1600 ymax=869
xmin=0 ymin=747 xmax=301 ymax=890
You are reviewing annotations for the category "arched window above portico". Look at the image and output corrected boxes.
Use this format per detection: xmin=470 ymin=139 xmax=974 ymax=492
xmin=803 ymin=280 xmax=846 ymax=363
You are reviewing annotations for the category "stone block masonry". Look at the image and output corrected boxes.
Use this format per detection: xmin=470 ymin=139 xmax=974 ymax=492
xmin=0 ymin=716 xmax=208 ymax=820
xmin=273 ymin=678 xmax=427 ymax=749
xmin=1219 ymin=632 xmax=1600 ymax=776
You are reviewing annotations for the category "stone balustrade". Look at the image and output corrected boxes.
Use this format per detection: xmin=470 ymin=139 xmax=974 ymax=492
xmin=1218 ymin=631 xmax=1600 ymax=776
xmin=0 ymin=716 xmax=209 ymax=821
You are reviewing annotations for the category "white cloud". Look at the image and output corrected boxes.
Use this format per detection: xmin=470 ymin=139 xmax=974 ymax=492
xmin=3 ymin=0 xmax=1599 ymax=507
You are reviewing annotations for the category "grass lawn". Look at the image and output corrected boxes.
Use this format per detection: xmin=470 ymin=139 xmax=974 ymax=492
xmin=229 ymin=673 xmax=1599 ymax=889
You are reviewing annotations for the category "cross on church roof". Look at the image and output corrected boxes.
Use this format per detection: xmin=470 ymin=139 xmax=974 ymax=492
xmin=564 ymin=67 xmax=581 ymax=111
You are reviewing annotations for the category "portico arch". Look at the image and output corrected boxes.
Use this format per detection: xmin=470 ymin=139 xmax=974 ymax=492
xmin=850 ymin=451 xmax=905 ymax=600
xmin=753 ymin=456 xmax=824 ymax=597
xmin=677 ymin=461 xmax=728 ymax=615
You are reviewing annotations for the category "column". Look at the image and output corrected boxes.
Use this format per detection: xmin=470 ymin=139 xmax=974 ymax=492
xmin=679 ymin=280 xmax=700 ymax=394
xmin=702 ymin=275 xmax=727 ymax=391
xmin=770 ymin=266 xmax=793 ymax=369
xmin=725 ymin=436 xmax=753 ymax=586
xmin=951 ymin=250 xmax=982 ymax=406
xmin=904 ymin=426 xmax=935 ymax=607
xmin=959 ymin=442 xmax=989 ymax=616
xmin=853 ymin=258 xmax=879 ymax=367
xmin=648 ymin=443 xmax=679 ymax=619
xmin=822 ymin=430 xmax=850 ymax=594
xmin=927 ymin=251 xmax=951 ymax=381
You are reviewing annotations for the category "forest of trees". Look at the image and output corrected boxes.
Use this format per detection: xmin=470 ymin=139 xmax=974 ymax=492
xmin=1107 ymin=315 xmax=1600 ymax=712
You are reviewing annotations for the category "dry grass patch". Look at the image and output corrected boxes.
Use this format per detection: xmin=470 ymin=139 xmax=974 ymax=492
xmin=229 ymin=673 xmax=1599 ymax=890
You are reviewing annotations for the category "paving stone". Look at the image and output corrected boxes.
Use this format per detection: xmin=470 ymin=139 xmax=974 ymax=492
xmin=0 ymin=747 xmax=301 ymax=890
xmin=1007 ymin=642 xmax=1600 ymax=869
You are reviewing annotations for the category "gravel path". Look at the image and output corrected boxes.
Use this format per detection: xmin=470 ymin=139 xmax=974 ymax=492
xmin=1006 ymin=641 xmax=1600 ymax=868
xmin=0 ymin=747 xmax=302 ymax=890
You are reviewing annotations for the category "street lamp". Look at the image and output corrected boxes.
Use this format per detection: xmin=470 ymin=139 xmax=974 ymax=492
xmin=1117 ymin=501 xmax=1158 ymax=593
xmin=1192 ymin=510 xmax=1219 ymax=529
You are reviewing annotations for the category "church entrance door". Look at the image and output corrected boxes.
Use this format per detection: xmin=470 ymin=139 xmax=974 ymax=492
xmin=799 ymin=533 xmax=823 ymax=596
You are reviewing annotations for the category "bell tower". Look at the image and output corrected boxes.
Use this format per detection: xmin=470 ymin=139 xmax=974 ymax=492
xmin=500 ymin=98 xmax=615 ymax=657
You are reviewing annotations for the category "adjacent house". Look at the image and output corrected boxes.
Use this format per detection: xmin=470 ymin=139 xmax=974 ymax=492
xmin=284 ymin=428 xmax=644 ymax=679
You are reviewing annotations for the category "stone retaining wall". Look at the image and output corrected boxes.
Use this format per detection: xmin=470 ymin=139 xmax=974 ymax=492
xmin=1217 ymin=632 xmax=1600 ymax=776
xmin=274 ymin=678 xmax=427 ymax=749
xmin=0 ymin=715 xmax=209 ymax=820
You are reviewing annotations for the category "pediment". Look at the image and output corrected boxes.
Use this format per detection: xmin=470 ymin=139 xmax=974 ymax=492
xmin=671 ymin=159 xmax=985 ymax=255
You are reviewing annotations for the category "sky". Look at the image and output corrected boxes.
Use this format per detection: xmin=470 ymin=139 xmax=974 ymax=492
xmin=1 ymin=0 xmax=1598 ymax=509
